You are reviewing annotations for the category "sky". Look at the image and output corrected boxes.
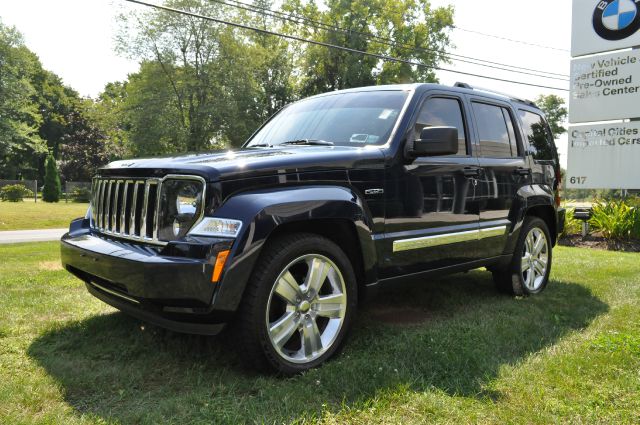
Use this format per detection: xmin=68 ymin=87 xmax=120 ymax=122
xmin=0 ymin=0 xmax=571 ymax=165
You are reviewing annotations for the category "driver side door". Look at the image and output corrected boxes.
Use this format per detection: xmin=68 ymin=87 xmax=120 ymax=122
xmin=381 ymin=92 xmax=482 ymax=278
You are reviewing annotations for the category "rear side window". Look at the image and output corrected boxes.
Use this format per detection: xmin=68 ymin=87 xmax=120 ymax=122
xmin=472 ymin=102 xmax=519 ymax=158
xmin=415 ymin=97 xmax=467 ymax=156
xmin=519 ymin=110 xmax=556 ymax=161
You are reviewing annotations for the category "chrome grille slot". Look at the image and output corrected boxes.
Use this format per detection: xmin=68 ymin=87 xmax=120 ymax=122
xmin=89 ymin=175 xmax=205 ymax=245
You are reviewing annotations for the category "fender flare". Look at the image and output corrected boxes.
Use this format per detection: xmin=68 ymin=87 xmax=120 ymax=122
xmin=210 ymin=185 xmax=377 ymax=312
xmin=504 ymin=184 xmax=557 ymax=254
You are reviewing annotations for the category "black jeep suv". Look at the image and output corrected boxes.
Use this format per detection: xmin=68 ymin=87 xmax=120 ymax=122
xmin=61 ymin=82 xmax=565 ymax=374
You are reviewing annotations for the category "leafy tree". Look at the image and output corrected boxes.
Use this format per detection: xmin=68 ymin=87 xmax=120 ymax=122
xmin=88 ymin=81 xmax=131 ymax=159
xmin=117 ymin=0 xmax=239 ymax=151
xmin=0 ymin=20 xmax=46 ymax=179
xmin=283 ymin=0 xmax=454 ymax=95
xmin=42 ymin=153 xmax=61 ymax=202
xmin=0 ymin=20 xmax=85 ymax=181
xmin=535 ymin=94 xmax=568 ymax=136
xmin=31 ymin=67 xmax=82 ymax=180
xmin=59 ymin=109 xmax=110 ymax=181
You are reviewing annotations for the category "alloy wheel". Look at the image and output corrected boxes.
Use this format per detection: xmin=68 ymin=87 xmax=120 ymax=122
xmin=265 ymin=254 xmax=347 ymax=364
xmin=521 ymin=227 xmax=549 ymax=291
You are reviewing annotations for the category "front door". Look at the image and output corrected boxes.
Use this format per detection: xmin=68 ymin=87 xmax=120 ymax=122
xmin=381 ymin=93 xmax=482 ymax=278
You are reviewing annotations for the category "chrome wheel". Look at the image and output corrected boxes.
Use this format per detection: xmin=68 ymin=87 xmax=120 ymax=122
xmin=521 ymin=227 xmax=549 ymax=291
xmin=265 ymin=254 xmax=347 ymax=364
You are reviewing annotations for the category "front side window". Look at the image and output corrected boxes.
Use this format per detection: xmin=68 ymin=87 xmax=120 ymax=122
xmin=519 ymin=110 xmax=556 ymax=161
xmin=472 ymin=102 xmax=519 ymax=158
xmin=245 ymin=91 xmax=409 ymax=147
xmin=415 ymin=97 xmax=468 ymax=156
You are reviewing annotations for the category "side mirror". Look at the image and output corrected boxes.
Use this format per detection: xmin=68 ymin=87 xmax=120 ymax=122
xmin=411 ymin=126 xmax=459 ymax=157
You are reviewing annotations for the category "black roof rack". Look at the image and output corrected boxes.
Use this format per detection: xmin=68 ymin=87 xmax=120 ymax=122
xmin=453 ymin=82 xmax=537 ymax=108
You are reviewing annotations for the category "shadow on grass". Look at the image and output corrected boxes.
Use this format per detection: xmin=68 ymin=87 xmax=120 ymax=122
xmin=28 ymin=271 xmax=608 ymax=423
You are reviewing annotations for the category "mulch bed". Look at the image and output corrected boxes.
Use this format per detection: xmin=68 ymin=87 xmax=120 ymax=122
xmin=559 ymin=234 xmax=640 ymax=252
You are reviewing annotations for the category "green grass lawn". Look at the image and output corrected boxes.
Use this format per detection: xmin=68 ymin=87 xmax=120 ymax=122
xmin=0 ymin=200 xmax=88 ymax=231
xmin=1 ymin=243 xmax=639 ymax=424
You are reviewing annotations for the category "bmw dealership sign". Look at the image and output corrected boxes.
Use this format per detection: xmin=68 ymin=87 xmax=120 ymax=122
xmin=572 ymin=0 xmax=640 ymax=56
xmin=569 ymin=50 xmax=640 ymax=123
xmin=567 ymin=0 xmax=640 ymax=189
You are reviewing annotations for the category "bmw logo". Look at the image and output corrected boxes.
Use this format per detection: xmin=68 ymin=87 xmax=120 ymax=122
xmin=593 ymin=0 xmax=640 ymax=40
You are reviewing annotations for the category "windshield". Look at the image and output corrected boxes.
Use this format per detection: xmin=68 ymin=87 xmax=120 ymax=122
xmin=245 ymin=90 xmax=409 ymax=148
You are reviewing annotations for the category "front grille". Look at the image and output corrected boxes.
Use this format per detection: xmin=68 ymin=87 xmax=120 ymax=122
xmin=91 ymin=178 xmax=162 ymax=243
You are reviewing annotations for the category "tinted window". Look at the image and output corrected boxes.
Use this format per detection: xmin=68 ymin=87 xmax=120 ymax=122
xmin=246 ymin=91 xmax=409 ymax=147
xmin=415 ymin=97 xmax=467 ymax=156
xmin=472 ymin=102 xmax=518 ymax=158
xmin=519 ymin=110 xmax=555 ymax=161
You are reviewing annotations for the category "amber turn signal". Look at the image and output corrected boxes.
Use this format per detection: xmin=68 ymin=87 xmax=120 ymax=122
xmin=212 ymin=249 xmax=230 ymax=283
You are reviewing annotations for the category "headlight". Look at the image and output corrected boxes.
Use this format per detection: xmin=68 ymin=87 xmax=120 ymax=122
xmin=157 ymin=179 xmax=204 ymax=241
xmin=188 ymin=217 xmax=242 ymax=238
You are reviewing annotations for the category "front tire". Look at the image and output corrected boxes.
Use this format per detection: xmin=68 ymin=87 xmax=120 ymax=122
xmin=493 ymin=216 xmax=552 ymax=296
xmin=236 ymin=233 xmax=357 ymax=374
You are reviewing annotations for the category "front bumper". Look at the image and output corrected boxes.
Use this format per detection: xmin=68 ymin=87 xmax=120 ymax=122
xmin=60 ymin=219 xmax=234 ymax=335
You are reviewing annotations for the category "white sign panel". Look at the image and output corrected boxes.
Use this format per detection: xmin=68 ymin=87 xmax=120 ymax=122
xmin=569 ymin=50 xmax=640 ymax=123
xmin=572 ymin=0 xmax=640 ymax=57
xmin=567 ymin=121 xmax=640 ymax=188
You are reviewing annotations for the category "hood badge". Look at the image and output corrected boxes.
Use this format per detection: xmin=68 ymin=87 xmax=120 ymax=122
xmin=365 ymin=188 xmax=384 ymax=195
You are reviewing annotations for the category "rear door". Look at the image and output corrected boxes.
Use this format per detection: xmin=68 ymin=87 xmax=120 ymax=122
xmin=469 ymin=98 xmax=530 ymax=258
xmin=518 ymin=108 xmax=561 ymax=196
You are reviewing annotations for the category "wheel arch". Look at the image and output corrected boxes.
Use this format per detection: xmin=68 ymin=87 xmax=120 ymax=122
xmin=525 ymin=204 xmax=557 ymax=246
xmin=210 ymin=185 xmax=377 ymax=313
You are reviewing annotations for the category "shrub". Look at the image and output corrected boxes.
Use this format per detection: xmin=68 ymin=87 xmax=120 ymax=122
xmin=0 ymin=184 xmax=34 ymax=202
xmin=42 ymin=154 xmax=61 ymax=202
xmin=71 ymin=186 xmax=91 ymax=203
xmin=589 ymin=199 xmax=640 ymax=241
xmin=560 ymin=207 xmax=582 ymax=237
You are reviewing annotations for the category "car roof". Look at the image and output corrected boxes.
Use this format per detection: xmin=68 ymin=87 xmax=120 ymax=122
xmin=306 ymin=82 xmax=541 ymax=111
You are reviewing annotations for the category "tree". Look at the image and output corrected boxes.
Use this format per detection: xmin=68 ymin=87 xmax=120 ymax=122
xmin=535 ymin=94 xmax=568 ymax=136
xmin=59 ymin=108 xmax=110 ymax=181
xmin=88 ymin=81 xmax=131 ymax=159
xmin=117 ymin=0 xmax=242 ymax=151
xmin=282 ymin=0 xmax=454 ymax=95
xmin=0 ymin=20 xmax=46 ymax=179
xmin=42 ymin=153 xmax=61 ymax=202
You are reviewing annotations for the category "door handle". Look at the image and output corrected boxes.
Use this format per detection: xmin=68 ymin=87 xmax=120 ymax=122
xmin=462 ymin=167 xmax=481 ymax=178
xmin=514 ymin=167 xmax=531 ymax=176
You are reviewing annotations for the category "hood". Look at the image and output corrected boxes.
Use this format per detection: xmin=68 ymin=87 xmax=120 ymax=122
xmin=102 ymin=146 xmax=386 ymax=181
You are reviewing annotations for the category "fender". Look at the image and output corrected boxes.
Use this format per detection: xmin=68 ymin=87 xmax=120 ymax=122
xmin=210 ymin=185 xmax=377 ymax=313
xmin=503 ymin=183 xmax=557 ymax=255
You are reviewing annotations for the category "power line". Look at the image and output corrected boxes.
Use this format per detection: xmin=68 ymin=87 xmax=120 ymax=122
xmin=213 ymin=0 xmax=570 ymax=80
xmin=452 ymin=26 xmax=570 ymax=53
xmin=124 ymin=0 xmax=569 ymax=92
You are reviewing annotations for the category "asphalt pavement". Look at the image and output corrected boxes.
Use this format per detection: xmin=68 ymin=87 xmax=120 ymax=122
xmin=0 ymin=228 xmax=67 ymax=244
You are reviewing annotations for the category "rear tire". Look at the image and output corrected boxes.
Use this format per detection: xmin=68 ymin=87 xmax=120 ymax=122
xmin=493 ymin=216 xmax=552 ymax=296
xmin=236 ymin=233 xmax=357 ymax=374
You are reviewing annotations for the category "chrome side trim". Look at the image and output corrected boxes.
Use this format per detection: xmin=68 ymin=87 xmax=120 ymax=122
xmin=479 ymin=225 xmax=507 ymax=239
xmin=392 ymin=225 xmax=508 ymax=253
xmin=393 ymin=229 xmax=478 ymax=253
xmin=89 ymin=281 xmax=140 ymax=304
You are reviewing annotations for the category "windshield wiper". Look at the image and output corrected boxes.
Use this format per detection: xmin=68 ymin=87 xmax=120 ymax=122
xmin=281 ymin=139 xmax=334 ymax=146
xmin=247 ymin=143 xmax=273 ymax=148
